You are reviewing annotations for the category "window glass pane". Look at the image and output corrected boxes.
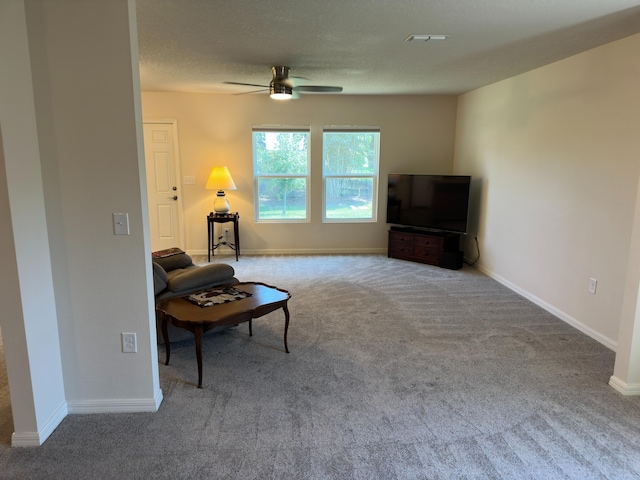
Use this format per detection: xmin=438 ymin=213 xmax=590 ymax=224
xmin=325 ymin=177 xmax=373 ymax=219
xmin=254 ymin=131 xmax=309 ymax=175
xmin=323 ymin=130 xmax=379 ymax=222
xmin=323 ymin=132 xmax=378 ymax=175
xmin=257 ymin=178 xmax=307 ymax=220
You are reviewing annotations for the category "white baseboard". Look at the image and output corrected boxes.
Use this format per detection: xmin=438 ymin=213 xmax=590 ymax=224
xmin=187 ymin=247 xmax=388 ymax=257
xmin=12 ymin=391 xmax=163 ymax=446
xmin=11 ymin=401 xmax=68 ymax=447
xmin=609 ymin=376 xmax=640 ymax=395
xmin=475 ymin=264 xmax=618 ymax=352
xmin=67 ymin=389 xmax=163 ymax=414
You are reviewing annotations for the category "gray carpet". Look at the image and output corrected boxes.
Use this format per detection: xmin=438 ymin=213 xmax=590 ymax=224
xmin=1 ymin=254 xmax=640 ymax=479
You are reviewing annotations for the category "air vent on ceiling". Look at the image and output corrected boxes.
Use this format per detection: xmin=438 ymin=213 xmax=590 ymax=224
xmin=405 ymin=35 xmax=449 ymax=43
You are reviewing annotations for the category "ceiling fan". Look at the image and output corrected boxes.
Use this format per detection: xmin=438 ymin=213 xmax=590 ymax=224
xmin=223 ymin=66 xmax=343 ymax=100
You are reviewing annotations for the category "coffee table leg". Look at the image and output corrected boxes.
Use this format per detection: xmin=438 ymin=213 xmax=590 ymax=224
xmin=249 ymin=319 xmax=253 ymax=337
xmin=283 ymin=304 xmax=290 ymax=354
xmin=194 ymin=325 xmax=204 ymax=388
xmin=161 ymin=317 xmax=171 ymax=365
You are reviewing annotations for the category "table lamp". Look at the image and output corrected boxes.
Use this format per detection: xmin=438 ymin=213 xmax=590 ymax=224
xmin=205 ymin=166 xmax=237 ymax=213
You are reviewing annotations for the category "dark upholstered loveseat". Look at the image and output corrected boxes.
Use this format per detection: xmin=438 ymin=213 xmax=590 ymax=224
xmin=153 ymin=250 xmax=238 ymax=343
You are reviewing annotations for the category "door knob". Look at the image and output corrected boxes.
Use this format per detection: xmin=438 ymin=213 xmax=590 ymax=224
xmin=172 ymin=186 xmax=177 ymax=191
xmin=169 ymin=195 xmax=178 ymax=201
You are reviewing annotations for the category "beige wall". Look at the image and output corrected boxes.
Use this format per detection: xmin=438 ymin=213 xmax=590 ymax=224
xmin=141 ymin=93 xmax=458 ymax=255
xmin=454 ymin=33 xmax=640 ymax=348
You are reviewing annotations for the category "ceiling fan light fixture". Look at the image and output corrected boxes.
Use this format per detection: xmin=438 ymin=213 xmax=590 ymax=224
xmin=226 ymin=66 xmax=341 ymax=99
xmin=270 ymin=83 xmax=293 ymax=100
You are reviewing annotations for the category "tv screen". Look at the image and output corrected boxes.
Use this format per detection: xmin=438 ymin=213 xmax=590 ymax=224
xmin=387 ymin=174 xmax=471 ymax=234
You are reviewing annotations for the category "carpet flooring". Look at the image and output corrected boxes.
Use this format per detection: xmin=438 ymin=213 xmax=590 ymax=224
xmin=1 ymin=254 xmax=640 ymax=479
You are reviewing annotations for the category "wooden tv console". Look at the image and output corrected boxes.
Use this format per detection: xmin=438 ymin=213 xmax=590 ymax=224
xmin=388 ymin=228 xmax=462 ymax=269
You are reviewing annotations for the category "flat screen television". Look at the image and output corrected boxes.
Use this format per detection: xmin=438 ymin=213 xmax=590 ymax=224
xmin=386 ymin=174 xmax=471 ymax=234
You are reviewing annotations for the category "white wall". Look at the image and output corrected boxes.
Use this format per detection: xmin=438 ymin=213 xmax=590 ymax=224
xmin=141 ymin=93 xmax=458 ymax=255
xmin=0 ymin=0 xmax=66 ymax=447
xmin=611 ymin=180 xmax=640 ymax=394
xmin=0 ymin=0 xmax=161 ymax=445
xmin=454 ymin=33 xmax=640 ymax=349
xmin=28 ymin=0 xmax=161 ymax=409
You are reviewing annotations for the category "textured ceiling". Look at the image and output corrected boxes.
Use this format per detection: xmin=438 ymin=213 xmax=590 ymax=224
xmin=136 ymin=0 xmax=640 ymax=96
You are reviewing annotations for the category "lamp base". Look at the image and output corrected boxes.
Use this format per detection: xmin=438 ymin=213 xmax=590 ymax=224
xmin=213 ymin=191 xmax=230 ymax=214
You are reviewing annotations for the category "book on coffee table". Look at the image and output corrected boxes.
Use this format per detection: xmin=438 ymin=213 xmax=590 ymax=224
xmin=185 ymin=286 xmax=252 ymax=307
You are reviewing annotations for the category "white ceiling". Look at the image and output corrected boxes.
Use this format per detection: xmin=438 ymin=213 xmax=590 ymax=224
xmin=136 ymin=0 xmax=640 ymax=96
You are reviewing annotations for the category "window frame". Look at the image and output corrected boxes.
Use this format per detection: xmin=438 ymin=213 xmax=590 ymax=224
xmin=252 ymin=127 xmax=311 ymax=223
xmin=322 ymin=127 xmax=380 ymax=223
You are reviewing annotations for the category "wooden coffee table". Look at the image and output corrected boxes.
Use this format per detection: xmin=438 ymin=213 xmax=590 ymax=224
xmin=156 ymin=282 xmax=291 ymax=388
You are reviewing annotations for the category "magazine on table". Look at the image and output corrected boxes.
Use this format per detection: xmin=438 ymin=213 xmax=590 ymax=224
xmin=186 ymin=286 xmax=252 ymax=307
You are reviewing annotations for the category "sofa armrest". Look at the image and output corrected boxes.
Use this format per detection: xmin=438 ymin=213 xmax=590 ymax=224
xmin=152 ymin=262 xmax=169 ymax=295
xmin=166 ymin=263 xmax=236 ymax=293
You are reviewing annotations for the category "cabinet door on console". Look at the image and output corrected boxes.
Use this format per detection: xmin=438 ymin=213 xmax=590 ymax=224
xmin=413 ymin=235 xmax=443 ymax=265
xmin=413 ymin=235 xmax=443 ymax=251
xmin=388 ymin=229 xmax=461 ymax=269
xmin=388 ymin=232 xmax=415 ymax=259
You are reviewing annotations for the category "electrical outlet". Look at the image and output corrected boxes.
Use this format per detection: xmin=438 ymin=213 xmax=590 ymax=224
xmin=589 ymin=278 xmax=597 ymax=294
xmin=122 ymin=333 xmax=137 ymax=353
xmin=224 ymin=228 xmax=230 ymax=238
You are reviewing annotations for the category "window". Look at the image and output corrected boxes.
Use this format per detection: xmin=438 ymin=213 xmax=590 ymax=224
xmin=323 ymin=129 xmax=380 ymax=222
xmin=253 ymin=128 xmax=310 ymax=222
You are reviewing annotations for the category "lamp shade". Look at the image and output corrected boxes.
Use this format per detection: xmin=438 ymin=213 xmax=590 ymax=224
xmin=205 ymin=166 xmax=237 ymax=191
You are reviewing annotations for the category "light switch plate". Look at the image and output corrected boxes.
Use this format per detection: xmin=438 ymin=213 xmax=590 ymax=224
xmin=183 ymin=176 xmax=196 ymax=185
xmin=113 ymin=213 xmax=130 ymax=235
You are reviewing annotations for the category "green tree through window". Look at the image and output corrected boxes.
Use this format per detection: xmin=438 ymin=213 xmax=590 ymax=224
xmin=253 ymin=130 xmax=310 ymax=221
xmin=323 ymin=130 xmax=380 ymax=221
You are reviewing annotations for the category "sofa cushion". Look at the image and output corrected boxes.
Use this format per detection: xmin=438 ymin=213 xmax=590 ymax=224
xmin=152 ymin=262 xmax=168 ymax=295
xmin=154 ymin=252 xmax=193 ymax=272
xmin=166 ymin=263 xmax=236 ymax=293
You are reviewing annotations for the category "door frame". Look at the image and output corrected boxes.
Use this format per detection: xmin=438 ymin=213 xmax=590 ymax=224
xmin=143 ymin=119 xmax=186 ymax=252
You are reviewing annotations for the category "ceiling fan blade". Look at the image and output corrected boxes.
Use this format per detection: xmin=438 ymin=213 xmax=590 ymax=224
xmin=283 ymin=75 xmax=310 ymax=86
xmin=294 ymin=85 xmax=343 ymax=93
xmin=223 ymin=81 xmax=269 ymax=88
xmin=232 ymin=88 xmax=269 ymax=96
xmin=224 ymin=67 xmax=341 ymax=98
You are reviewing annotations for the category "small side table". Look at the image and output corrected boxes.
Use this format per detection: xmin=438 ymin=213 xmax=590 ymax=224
xmin=207 ymin=212 xmax=240 ymax=261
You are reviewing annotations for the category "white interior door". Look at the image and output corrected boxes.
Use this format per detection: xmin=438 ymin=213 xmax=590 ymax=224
xmin=143 ymin=121 xmax=184 ymax=252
